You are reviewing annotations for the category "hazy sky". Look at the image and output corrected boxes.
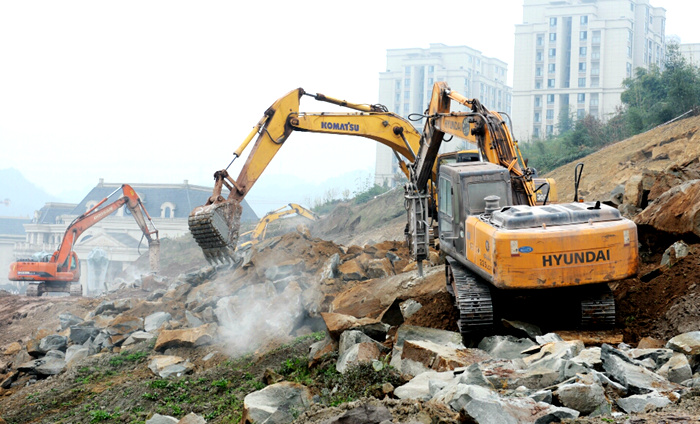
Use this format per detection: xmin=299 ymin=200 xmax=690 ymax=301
xmin=0 ymin=1 xmax=696 ymax=208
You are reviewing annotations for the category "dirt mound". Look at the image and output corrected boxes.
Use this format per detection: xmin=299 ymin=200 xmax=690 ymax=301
xmin=614 ymin=244 xmax=700 ymax=344
xmin=545 ymin=114 xmax=700 ymax=202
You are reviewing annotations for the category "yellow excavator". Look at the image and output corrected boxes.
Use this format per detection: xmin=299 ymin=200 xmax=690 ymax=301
xmin=188 ymin=88 xmax=424 ymax=264
xmin=405 ymin=82 xmax=638 ymax=335
xmin=238 ymin=203 xmax=317 ymax=250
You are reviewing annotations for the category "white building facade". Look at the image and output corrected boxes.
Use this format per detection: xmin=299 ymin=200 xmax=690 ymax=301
xmin=513 ymin=0 xmax=666 ymax=141
xmin=679 ymin=43 xmax=700 ymax=67
xmin=375 ymin=44 xmax=512 ymax=187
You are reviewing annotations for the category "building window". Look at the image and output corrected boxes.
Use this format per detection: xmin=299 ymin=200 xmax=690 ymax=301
xmin=536 ymin=51 xmax=543 ymax=61
xmin=546 ymin=125 xmax=554 ymax=135
xmin=534 ymin=96 xmax=542 ymax=107
xmin=590 ymin=93 xmax=599 ymax=106
xmin=404 ymin=67 xmax=411 ymax=76
xmin=580 ymin=47 xmax=587 ymax=56
xmin=428 ymin=77 xmax=433 ymax=86
xmin=546 ymin=109 xmax=554 ymax=120
xmin=580 ymin=15 xmax=588 ymax=25
xmin=85 ymin=201 xmax=98 ymax=213
xmin=537 ymin=34 xmax=544 ymax=46
xmin=577 ymin=93 xmax=586 ymax=103
xmin=549 ymin=48 xmax=556 ymax=57
xmin=403 ymin=104 xmax=410 ymax=115
xmin=577 ymin=109 xmax=585 ymax=118
xmin=160 ymin=202 xmax=176 ymax=219
xmin=536 ymin=66 xmax=543 ymax=77
xmin=580 ymin=31 xmax=587 ymax=40
xmin=578 ymin=62 xmax=587 ymax=72
xmin=626 ymin=62 xmax=632 ymax=77
xmin=534 ymin=112 xmax=541 ymax=123
xmin=428 ymin=65 xmax=434 ymax=73
xmin=548 ymin=63 xmax=556 ymax=73
xmin=547 ymin=94 xmax=555 ymax=104
xmin=591 ymin=77 xmax=599 ymax=87
xmin=592 ymin=31 xmax=601 ymax=43
xmin=395 ymin=80 xmax=401 ymax=90
xmin=550 ymin=17 xmax=557 ymax=26
xmin=547 ymin=79 xmax=555 ymax=88
xmin=533 ymin=127 xmax=541 ymax=138
xmin=535 ymin=80 xmax=542 ymax=89
xmin=549 ymin=33 xmax=556 ymax=41
xmin=578 ymin=77 xmax=586 ymax=87
xmin=591 ymin=66 xmax=599 ymax=75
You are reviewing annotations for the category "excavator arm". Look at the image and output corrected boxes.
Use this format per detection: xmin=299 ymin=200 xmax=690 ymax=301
xmin=188 ymin=88 xmax=422 ymax=264
xmin=54 ymin=184 xmax=160 ymax=272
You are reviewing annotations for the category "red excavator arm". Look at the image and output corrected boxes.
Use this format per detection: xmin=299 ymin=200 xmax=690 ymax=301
xmin=9 ymin=184 xmax=160 ymax=296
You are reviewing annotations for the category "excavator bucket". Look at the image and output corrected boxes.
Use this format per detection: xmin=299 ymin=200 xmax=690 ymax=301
xmin=188 ymin=200 xmax=242 ymax=264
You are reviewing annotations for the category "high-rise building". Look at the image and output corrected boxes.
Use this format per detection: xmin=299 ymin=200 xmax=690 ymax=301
xmin=512 ymin=0 xmax=666 ymax=141
xmin=375 ymin=43 xmax=512 ymax=187
xmin=679 ymin=43 xmax=700 ymax=67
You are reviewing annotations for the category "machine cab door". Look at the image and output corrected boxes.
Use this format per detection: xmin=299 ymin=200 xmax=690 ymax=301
xmin=438 ymin=173 xmax=465 ymax=256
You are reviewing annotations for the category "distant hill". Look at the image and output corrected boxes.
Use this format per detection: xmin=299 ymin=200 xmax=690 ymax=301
xmin=0 ymin=168 xmax=59 ymax=217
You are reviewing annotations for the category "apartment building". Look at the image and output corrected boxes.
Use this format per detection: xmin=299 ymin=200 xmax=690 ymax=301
xmin=513 ymin=0 xmax=666 ymax=141
xmin=375 ymin=44 xmax=512 ymax=187
xmin=679 ymin=43 xmax=700 ymax=66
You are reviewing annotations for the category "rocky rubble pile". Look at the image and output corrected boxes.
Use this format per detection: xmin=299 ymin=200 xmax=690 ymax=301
xmin=244 ymin=318 xmax=700 ymax=424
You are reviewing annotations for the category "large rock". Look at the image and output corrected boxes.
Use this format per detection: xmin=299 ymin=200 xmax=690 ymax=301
xmin=18 ymin=357 xmax=66 ymax=376
xmin=154 ymin=324 xmax=218 ymax=352
xmin=69 ymin=322 xmax=101 ymax=345
xmin=601 ymin=344 xmax=679 ymax=394
xmin=315 ymin=402 xmax=393 ymax=424
xmin=478 ymin=335 xmax=537 ymax=360
xmin=616 ymin=391 xmax=672 ymax=413
xmin=661 ymin=241 xmax=690 ymax=267
xmin=65 ymin=345 xmax=89 ymax=365
xmin=145 ymin=312 xmax=172 ymax=332
xmin=401 ymin=340 xmax=491 ymax=375
xmin=321 ymin=312 xmax=383 ymax=340
xmin=106 ymin=314 xmax=144 ymax=343
xmin=657 ymin=353 xmax=693 ymax=383
xmin=390 ymin=325 xmax=464 ymax=373
xmin=59 ymin=312 xmax=83 ymax=330
xmin=634 ymin=180 xmax=700 ymax=238
xmin=176 ymin=413 xmax=206 ymax=424
xmin=145 ymin=414 xmax=178 ymax=424
xmin=241 ymin=382 xmax=312 ymax=424
xmin=666 ymin=331 xmax=700 ymax=355
xmin=337 ymin=258 xmax=365 ymax=281
xmin=148 ymin=355 xmax=194 ymax=378
xmin=394 ymin=370 xmax=456 ymax=400
xmin=553 ymin=375 xmax=608 ymax=416
xmin=434 ymin=383 xmax=579 ymax=423
xmin=122 ymin=331 xmax=156 ymax=347
xmin=38 ymin=335 xmax=68 ymax=353
xmin=336 ymin=330 xmax=387 ymax=374
xmin=3 ymin=342 xmax=22 ymax=356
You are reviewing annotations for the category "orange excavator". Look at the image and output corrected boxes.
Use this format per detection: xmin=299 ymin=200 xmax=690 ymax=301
xmin=8 ymin=184 xmax=160 ymax=297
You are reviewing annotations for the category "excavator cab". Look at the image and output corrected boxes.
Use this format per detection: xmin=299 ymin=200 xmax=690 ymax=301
xmin=437 ymin=162 xmax=512 ymax=259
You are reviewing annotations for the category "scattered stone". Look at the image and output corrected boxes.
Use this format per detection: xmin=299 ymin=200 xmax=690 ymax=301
xmin=337 ymin=258 xmax=365 ymax=281
xmin=65 ymin=345 xmax=89 ymax=365
xmin=637 ymin=337 xmax=665 ymax=349
xmin=321 ymin=312 xmax=383 ymax=340
xmin=59 ymin=312 xmax=83 ymax=330
xmin=123 ymin=331 xmax=156 ymax=347
xmin=145 ymin=312 xmax=172 ymax=333
xmin=154 ymin=323 xmax=218 ymax=351
xmin=661 ymin=241 xmax=690 ymax=267
xmin=401 ymin=339 xmax=491 ymax=376
xmin=317 ymin=402 xmax=393 ymax=424
xmin=657 ymin=353 xmax=693 ymax=383
xmin=146 ymin=289 xmax=167 ymax=301
xmin=45 ymin=350 xmax=65 ymax=359
xmin=185 ymin=311 xmax=203 ymax=328
xmin=181 ymin=266 xmax=216 ymax=286
xmin=148 ymin=355 xmax=194 ymax=378
xmin=38 ymin=335 xmax=68 ymax=354
xmin=241 ymin=382 xmax=312 ymax=424
xmin=3 ymin=342 xmax=22 ymax=356
xmin=69 ymin=322 xmax=101 ymax=345
xmin=553 ymin=376 xmax=608 ymax=415
xmin=478 ymin=335 xmax=537 ymax=360
xmin=394 ymin=370 xmax=456 ymax=400
xmin=601 ymin=344 xmax=679 ymax=394
xmin=666 ymin=331 xmax=700 ymax=355
xmin=263 ymin=368 xmax=285 ymax=385
xmin=399 ymin=299 xmax=422 ymax=320
xmin=308 ymin=336 xmax=338 ymax=367
xmin=616 ymin=391 xmax=672 ymax=413
xmin=336 ymin=341 xmax=382 ymax=374
xmin=390 ymin=325 xmax=464 ymax=372
xmin=571 ymin=347 xmax=602 ymax=370
xmin=501 ymin=319 xmax=542 ymax=339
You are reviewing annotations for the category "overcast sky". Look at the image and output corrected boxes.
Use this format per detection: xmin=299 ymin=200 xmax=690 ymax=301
xmin=0 ymin=0 xmax=696 ymax=209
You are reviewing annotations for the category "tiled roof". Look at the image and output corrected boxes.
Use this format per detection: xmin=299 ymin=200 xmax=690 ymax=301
xmin=33 ymin=203 xmax=77 ymax=225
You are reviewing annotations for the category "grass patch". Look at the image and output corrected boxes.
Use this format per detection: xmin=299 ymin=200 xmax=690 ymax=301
xmin=109 ymin=351 xmax=149 ymax=367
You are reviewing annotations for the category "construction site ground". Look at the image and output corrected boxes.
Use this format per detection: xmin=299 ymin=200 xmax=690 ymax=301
xmin=1 ymin=114 xmax=700 ymax=423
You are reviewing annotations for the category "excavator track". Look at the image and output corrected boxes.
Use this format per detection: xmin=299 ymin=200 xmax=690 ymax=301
xmin=188 ymin=202 xmax=242 ymax=264
xmin=580 ymin=285 xmax=616 ymax=328
xmin=25 ymin=283 xmax=43 ymax=297
xmin=70 ymin=283 xmax=83 ymax=297
xmin=446 ymin=258 xmax=494 ymax=336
